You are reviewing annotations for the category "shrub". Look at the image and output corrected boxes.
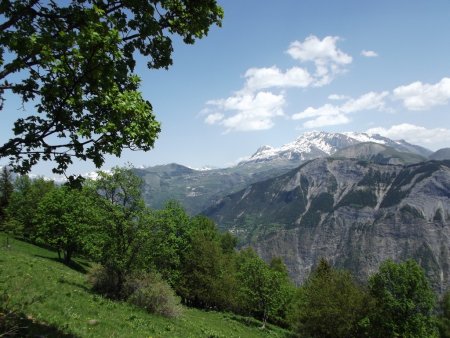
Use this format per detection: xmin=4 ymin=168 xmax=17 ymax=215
xmin=125 ymin=272 xmax=182 ymax=318
xmin=87 ymin=264 xmax=120 ymax=298
xmin=88 ymin=265 xmax=182 ymax=318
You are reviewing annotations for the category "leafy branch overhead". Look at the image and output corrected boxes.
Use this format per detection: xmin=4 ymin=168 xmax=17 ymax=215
xmin=0 ymin=0 xmax=223 ymax=175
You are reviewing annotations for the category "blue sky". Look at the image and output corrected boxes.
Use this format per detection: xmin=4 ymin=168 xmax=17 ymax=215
xmin=2 ymin=0 xmax=450 ymax=176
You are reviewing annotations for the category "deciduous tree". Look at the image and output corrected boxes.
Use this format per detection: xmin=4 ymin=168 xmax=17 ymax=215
xmin=368 ymin=259 xmax=437 ymax=337
xmin=236 ymin=248 xmax=294 ymax=328
xmin=290 ymin=258 xmax=371 ymax=338
xmin=0 ymin=1 xmax=223 ymax=176
xmin=90 ymin=167 xmax=150 ymax=297
xmin=0 ymin=166 xmax=13 ymax=222
xmin=5 ymin=175 xmax=55 ymax=239
xmin=36 ymin=185 xmax=97 ymax=262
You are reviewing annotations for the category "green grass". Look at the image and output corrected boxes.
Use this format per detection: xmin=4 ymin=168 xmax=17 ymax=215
xmin=0 ymin=233 xmax=290 ymax=338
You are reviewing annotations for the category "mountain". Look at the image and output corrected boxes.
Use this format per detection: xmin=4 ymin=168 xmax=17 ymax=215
xmin=136 ymin=132 xmax=432 ymax=214
xmin=134 ymin=163 xmax=290 ymax=214
xmin=203 ymin=159 xmax=450 ymax=292
xmin=239 ymin=131 xmax=432 ymax=166
xmin=430 ymin=148 xmax=450 ymax=161
xmin=332 ymin=142 xmax=427 ymax=165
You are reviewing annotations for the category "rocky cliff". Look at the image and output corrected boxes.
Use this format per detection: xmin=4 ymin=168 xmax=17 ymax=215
xmin=204 ymin=159 xmax=450 ymax=292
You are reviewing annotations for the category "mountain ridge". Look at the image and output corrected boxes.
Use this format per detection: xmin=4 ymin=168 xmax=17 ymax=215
xmin=239 ymin=131 xmax=431 ymax=166
xmin=203 ymin=158 xmax=450 ymax=292
xmin=134 ymin=132 xmax=433 ymax=214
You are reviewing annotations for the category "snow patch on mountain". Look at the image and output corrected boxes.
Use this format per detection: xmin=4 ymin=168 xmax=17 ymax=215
xmin=240 ymin=131 xmax=430 ymax=165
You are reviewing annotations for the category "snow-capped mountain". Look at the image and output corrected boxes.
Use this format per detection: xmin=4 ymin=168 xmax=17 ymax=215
xmin=239 ymin=131 xmax=432 ymax=165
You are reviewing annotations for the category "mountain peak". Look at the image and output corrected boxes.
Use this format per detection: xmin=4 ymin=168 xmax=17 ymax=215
xmin=239 ymin=131 xmax=431 ymax=165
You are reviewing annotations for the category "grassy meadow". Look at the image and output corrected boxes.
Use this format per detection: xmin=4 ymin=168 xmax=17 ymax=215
xmin=0 ymin=232 xmax=290 ymax=338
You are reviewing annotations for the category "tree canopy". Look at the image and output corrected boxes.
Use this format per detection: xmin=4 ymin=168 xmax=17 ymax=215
xmin=368 ymin=259 xmax=437 ymax=337
xmin=0 ymin=0 xmax=223 ymax=176
xmin=291 ymin=258 xmax=371 ymax=338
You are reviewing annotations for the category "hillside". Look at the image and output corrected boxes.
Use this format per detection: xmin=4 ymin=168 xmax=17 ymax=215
xmin=204 ymin=159 xmax=450 ymax=292
xmin=0 ymin=233 xmax=289 ymax=338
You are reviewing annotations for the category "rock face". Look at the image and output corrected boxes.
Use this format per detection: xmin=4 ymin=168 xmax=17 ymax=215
xmin=204 ymin=159 xmax=450 ymax=292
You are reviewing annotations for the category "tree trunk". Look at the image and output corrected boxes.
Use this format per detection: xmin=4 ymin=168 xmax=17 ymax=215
xmin=260 ymin=308 xmax=268 ymax=329
xmin=116 ymin=270 xmax=124 ymax=298
xmin=64 ymin=249 xmax=72 ymax=263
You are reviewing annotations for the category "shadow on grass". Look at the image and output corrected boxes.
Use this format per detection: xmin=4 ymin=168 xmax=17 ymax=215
xmin=33 ymin=255 xmax=90 ymax=274
xmin=1 ymin=310 xmax=78 ymax=337
xmin=58 ymin=278 xmax=92 ymax=293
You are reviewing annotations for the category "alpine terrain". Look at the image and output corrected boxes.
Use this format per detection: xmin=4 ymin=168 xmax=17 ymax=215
xmin=204 ymin=157 xmax=450 ymax=292
xmin=136 ymin=132 xmax=431 ymax=214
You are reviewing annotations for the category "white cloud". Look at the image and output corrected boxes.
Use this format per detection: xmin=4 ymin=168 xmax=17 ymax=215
xmin=367 ymin=123 xmax=450 ymax=150
xmin=393 ymin=77 xmax=450 ymax=110
xmin=244 ymin=66 xmax=313 ymax=92
xmin=292 ymin=104 xmax=340 ymax=120
xmin=292 ymin=104 xmax=350 ymax=128
xmin=287 ymin=35 xmax=352 ymax=65
xmin=340 ymin=91 xmax=388 ymax=113
xmin=287 ymin=35 xmax=352 ymax=86
xmin=361 ymin=50 xmax=378 ymax=57
xmin=204 ymin=91 xmax=285 ymax=132
xmin=328 ymin=94 xmax=350 ymax=101
xmin=204 ymin=113 xmax=224 ymax=125
xmin=202 ymin=35 xmax=354 ymax=132
xmin=244 ymin=36 xmax=352 ymax=91
xmin=304 ymin=114 xmax=350 ymax=128
xmin=293 ymin=91 xmax=388 ymax=128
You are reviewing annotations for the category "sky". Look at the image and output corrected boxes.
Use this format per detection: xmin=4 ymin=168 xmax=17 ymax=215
xmin=2 ymin=0 xmax=450 ymax=177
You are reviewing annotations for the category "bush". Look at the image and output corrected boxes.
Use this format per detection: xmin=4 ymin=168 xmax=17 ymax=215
xmin=87 ymin=265 xmax=182 ymax=318
xmin=87 ymin=264 xmax=120 ymax=298
xmin=125 ymin=272 xmax=182 ymax=318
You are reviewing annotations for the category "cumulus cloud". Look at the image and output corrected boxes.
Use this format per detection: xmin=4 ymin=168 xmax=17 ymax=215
xmin=292 ymin=104 xmax=350 ymax=128
xmin=244 ymin=66 xmax=313 ymax=92
xmin=361 ymin=50 xmax=378 ymax=57
xmin=293 ymin=91 xmax=388 ymax=128
xmin=367 ymin=123 xmax=450 ymax=150
xmin=204 ymin=91 xmax=285 ymax=132
xmin=340 ymin=91 xmax=389 ymax=113
xmin=202 ymin=35 xmax=353 ymax=132
xmin=393 ymin=77 xmax=450 ymax=110
xmin=287 ymin=35 xmax=352 ymax=86
xmin=243 ymin=35 xmax=352 ymax=92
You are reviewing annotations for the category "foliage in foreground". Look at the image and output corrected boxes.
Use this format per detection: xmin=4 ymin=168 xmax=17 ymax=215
xmin=88 ymin=265 xmax=182 ymax=318
xmin=0 ymin=233 xmax=290 ymax=338
xmin=368 ymin=259 xmax=438 ymax=337
xmin=0 ymin=1 xmax=223 ymax=177
xmin=290 ymin=258 xmax=439 ymax=338
xmin=290 ymin=259 xmax=371 ymax=338
xmin=1 ymin=167 xmax=296 ymax=326
xmin=1 ymin=167 xmax=448 ymax=337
